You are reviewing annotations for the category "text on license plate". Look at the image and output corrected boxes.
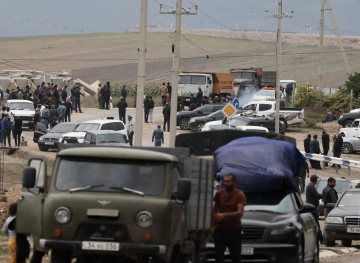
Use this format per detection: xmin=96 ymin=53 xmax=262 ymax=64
xmin=225 ymin=247 xmax=253 ymax=255
xmin=44 ymin=142 xmax=54 ymax=145
xmin=347 ymin=227 xmax=360 ymax=233
xmin=82 ymin=241 xmax=119 ymax=251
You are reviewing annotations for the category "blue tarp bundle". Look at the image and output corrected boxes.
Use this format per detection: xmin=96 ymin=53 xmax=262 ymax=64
xmin=214 ymin=137 xmax=305 ymax=192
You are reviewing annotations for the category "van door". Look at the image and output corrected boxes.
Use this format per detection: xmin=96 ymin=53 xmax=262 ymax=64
xmin=349 ymin=120 xmax=360 ymax=137
xmin=17 ymin=156 xmax=47 ymax=238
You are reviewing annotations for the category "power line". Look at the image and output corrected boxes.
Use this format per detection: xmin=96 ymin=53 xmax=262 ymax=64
xmin=203 ymin=0 xmax=244 ymax=15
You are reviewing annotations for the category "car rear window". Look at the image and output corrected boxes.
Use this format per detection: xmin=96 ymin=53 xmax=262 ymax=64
xmin=317 ymin=180 xmax=350 ymax=194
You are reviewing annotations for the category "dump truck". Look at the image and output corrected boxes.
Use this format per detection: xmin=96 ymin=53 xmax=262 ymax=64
xmin=230 ymin=68 xmax=276 ymax=91
xmin=178 ymin=72 xmax=234 ymax=105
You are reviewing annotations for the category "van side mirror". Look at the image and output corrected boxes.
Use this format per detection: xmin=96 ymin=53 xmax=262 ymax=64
xmin=326 ymin=203 xmax=335 ymax=208
xmin=22 ymin=167 xmax=36 ymax=188
xmin=177 ymin=178 xmax=191 ymax=201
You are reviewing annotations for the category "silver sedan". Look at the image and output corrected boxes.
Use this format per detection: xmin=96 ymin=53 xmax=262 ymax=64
xmin=342 ymin=137 xmax=360 ymax=154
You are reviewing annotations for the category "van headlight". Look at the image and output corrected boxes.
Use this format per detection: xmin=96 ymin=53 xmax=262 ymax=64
xmin=58 ymin=138 xmax=63 ymax=142
xmin=136 ymin=211 xmax=152 ymax=228
xmin=325 ymin=217 xmax=343 ymax=224
xmin=54 ymin=207 xmax=71 ymax=224
xmin=39 ymin=137 xmax=44 ymax=141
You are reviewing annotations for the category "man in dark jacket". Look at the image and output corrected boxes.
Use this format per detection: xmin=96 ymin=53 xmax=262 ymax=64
xmin=149 ymin=96 xmax=155 ymax=123
xmin=152 ymin=124 xmax=164 ymax=146
xmin=121 ymin=84 xmax=127 ymax=100
xmin=9 ymin=89 xmax=17 ymax=100
xmin=143 ymin=96 xmax=151 ymax=123
xmin=304 ymin=134 xmax=311 ymax=153
xmin=73 ymin=84 xmax=85 ymax=113
xmin=177 ymin=97 xmax=184 ymax=112
xmin=65 ymin=98 xmax=72 ymax=122
xmin=196 ymin=87 xmax=203 ymax=105
xmin=305 ymin=175 xmax=324 ymax=243
xmin=309 ymin=134 xmax=321 ymax=169
xmin=46 ymin=96 xmax=56 ymax=109
xmin=322 ymin=130 xmax=330 ymax=167
xmin=53 ymin=85 xmax=60 ymax=108
xmin=322 ymin=177 xmax=338 ymax=217
xmin=331 ymin=133 xmax=343 ymax=168
xmin=61 ymin=84 xmax=68 ymax=102
xmin=167 ymin=82 xmax=172 ymax=95
xmin=299 ymin=161 xmax=309 ymax=193
xmin=105 ymin=82 xmax=111 ymax=110
xmin=162 ymin=102 xmax=171 ymax=132
xmin=100 ymin=84 xmax=107 ymax=109
xmin=49 ymin=105 xmax=58 ymax=124
xmin=117 ymin=97 xmax=127 ymax=124
xmin=189 ymin=101 xmax=197 ymax=111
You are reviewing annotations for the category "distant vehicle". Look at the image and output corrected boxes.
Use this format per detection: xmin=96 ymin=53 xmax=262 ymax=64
xmin=350 ymin=109 xmax=360 ymax=113
xmin=240 ymin=100 xmax=304 ymax=129
xmin=236 ymin=126 xmax=269 ymax=132
xmin=315 ymin=177 xmax=351 ymax=216
xmin=340 ymin=119 xmax=360 ymax=138
xmin=59 ymin=119 xmax=127 ymax=144
xmin=342 ymin=136 xmax=360 ymax=154
xmin=83 ymin=130 xmax=129 ymax=146
xmin=176 ymin=104 xmax=224 ymax=130
xmin=251 ymin=89 xmax=284 ymax=101
xmin=178 ymin=72 xmax=234 ymax=105
xmin=324 ymin=188 xmax=360 ymax=247
xmin=35 ymin=122 xmax=80 ymax=151
xmin=5 ymin=99 xmax=35 ymax=129
xmin=338 ymin=112 xmax=360 ymax=127
xmin=230 ymin=67 xmax=276 ymax=91
xmin=206 ymin=116 xmax=285 ymax=134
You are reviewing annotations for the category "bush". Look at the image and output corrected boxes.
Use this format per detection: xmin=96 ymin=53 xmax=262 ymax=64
xmin=304 ymin=111 xmax=324 ymax=128
xmin=111 ymin=83 xmax=161 ymax=98
xmin=294 ymin=86 xmax=320 ymax=107
xmin=323 ymin=89 xmax=360 ymax=112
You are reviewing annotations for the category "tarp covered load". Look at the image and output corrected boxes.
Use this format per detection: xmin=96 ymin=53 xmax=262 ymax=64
xmin=214 ymin=136 xmax=305 ymax=192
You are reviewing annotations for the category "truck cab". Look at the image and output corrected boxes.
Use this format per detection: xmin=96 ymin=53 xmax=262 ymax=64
xmin=178 ymin=73 xmax=213 ymax=105
xmin=232 ymin=70 xmax=258 ymax=90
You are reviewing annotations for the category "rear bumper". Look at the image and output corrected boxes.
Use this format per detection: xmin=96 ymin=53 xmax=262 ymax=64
xmin=39 ymin=239 xmax=166 ymax=255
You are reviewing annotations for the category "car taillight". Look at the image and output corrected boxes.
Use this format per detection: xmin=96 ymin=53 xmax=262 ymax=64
xmin=298 ymin=112 xmax=303 ymax=119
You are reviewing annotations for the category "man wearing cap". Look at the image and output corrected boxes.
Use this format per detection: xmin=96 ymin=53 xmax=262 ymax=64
xmin=127 ymin=115 xmax=134 ymax=146
xmin=306 ymin=174 xmax=324 ymax=244
xmin=61 ymin=84 xmax=68 ymax=103
xmin=152 ymin=124 xmax=164 ymax=147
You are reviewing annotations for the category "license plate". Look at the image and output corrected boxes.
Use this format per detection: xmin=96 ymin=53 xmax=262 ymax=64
xmin=347 ymin=227 xmax=360 ymax=233
xmin=225 ymin=247 xmax=254 ymax=255
xmin=44 ymin=142 xmax=54 ymax=145
xmin=23 ymin=121 xmax=28 ymax=124
xmin=82 ymin=241 xmax=120 ymax=251
xmin=186 ymin=99 xmax=190 ymax=101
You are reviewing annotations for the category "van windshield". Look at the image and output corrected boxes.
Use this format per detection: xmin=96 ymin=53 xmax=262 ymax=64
xmin=9 ymin=102 xmax=34 ymax=110
xmin=75 ymin=123 xmax=100 ymax=132
xmin=56 ymin=158 xmax=165 ymax=195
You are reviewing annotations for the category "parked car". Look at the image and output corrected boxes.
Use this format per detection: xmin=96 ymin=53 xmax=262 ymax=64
xmin=188 ymin=110 xmax=243 ymax=131
xmin=206 ymin=116 xmax=286 ymax=134
xmin=5 ymin=99 xmax=35 ymax=129
xmin=338 ymin=111 xmax=360 ymax=127
xmin=316 ymin=177 xmax=351 ymax=216
xmin=342 ymin=136 xmax=360 ymax=154
xmin=324 ymin=188 xmax=360 ymax=247
xmin=59 ymin=119 xmax=127 ymax=144
xmin=340 ymin=119 xmax=360 ymax=138
xmin=83 ymin=130 xmax=129 ymax=146
xmin=204 ymin=190 xmax=319 ymax=262
xmin=176 ymin=104 xmax=224 ymax=130
xmin=34 ymin=122 xmax=80 ymax=151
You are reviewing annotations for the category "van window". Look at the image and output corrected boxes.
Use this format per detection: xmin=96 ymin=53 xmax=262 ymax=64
xmin=259 ymin=104 xmax=272 ymax=111
xmin=100 ymin=123 xmax=111 ymax=130
xmin=108 ymin=123 xmax=119 ymax=131
xmin=117 ymin=122 xmax=125 ymax=130
xmin=243 ymin=104 xmax=256 ymax=111
xmin=84 ymin=133 xmax=91 ymax=142
xmin=351 ymin=121 xmax=359 ymax=128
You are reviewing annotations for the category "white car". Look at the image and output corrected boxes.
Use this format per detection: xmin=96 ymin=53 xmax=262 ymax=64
xmin=59 ymin=119 xmax=127 ymax=144
xmin=201 ymin=120 xmax=222 ymax=131
xmin=251 ymin=89 xmax=284 ymax=101
xmin=5 ymin=99 xmax=35 ymax=129
xmin=236 ymin=126 xmax=269 ymax=132
xmin=340 ymin=119 xmax=360 ymax=138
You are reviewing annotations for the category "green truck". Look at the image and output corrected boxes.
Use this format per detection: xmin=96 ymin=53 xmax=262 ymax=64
xmin=17 ymin=146 xmax=214 ymax=263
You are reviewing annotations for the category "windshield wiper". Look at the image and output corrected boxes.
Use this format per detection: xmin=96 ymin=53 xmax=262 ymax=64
xmin=110 ymin=187 xmax=145 ymax=196
xmin=69 ymin=184 xmax=105 ymax=193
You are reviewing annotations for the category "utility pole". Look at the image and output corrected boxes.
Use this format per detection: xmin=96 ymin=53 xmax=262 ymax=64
xmin=318 ymin=0 xmax=325 ymax=106
xmin=266 ymin=1 xmax=293 ymax=134
xmin=159 ymin=2 xmax=197 ymax=147
xmin=134 ymin=0 xmax=148 ymax=146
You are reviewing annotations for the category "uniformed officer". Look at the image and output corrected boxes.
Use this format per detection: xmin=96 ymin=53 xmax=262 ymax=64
xmin=127 ymin=115 xmax=134 ymax=146
xmin=152 ymin=124 xmax=164 ymax=147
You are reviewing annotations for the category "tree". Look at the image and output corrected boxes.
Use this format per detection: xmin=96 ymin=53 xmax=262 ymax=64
xmin=346 ymin=72 xmax=360 ymax=96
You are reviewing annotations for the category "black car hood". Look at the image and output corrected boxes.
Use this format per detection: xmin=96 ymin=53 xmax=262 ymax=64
xmin=41 ymin=132 xmax=65 ymax=139
xmin=329 ymin=206 xmax=360 ymax=217
xmin=243 ymin=211 xmax=293 ymax=226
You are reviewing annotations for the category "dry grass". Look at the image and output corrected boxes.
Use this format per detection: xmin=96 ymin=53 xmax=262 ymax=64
xmin=82 ymin=95 xmax=163 ymax=108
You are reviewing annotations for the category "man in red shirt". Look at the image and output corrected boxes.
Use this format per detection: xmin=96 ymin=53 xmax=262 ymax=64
xmin=211 ymin=174 xmax=247 ymax=263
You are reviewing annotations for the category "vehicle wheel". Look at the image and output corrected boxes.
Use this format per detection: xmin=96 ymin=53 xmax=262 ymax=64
xmin=179 ymin=118 xmax=190 ymax=130
xmin=324 ymin=236 xmax=335 ymax=247
xmin=51 ymin=250 xmax=71 ymax=263
xmin=312 ymin=240 xmax=319 ymax=263
xmin=341 ymin=132 xmax=345 ymax=137
xmin=342 ymin=142 xmax=353 ymax=154
xmin=343 ymin=120 xmax=353 ymax=128
xmin=196 ymin=123 xmax=205 ymax=131
xmin=296 ymin=242 xmax=304 ymax=263
xmin=38 ymin=146 xmax=48 ymax=152
xmin=341 ymin=239 xmax=352 ymax=247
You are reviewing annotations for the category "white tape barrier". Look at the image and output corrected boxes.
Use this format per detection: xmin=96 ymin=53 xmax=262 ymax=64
xmin=300 ymin=151 xmax=360 ymax=169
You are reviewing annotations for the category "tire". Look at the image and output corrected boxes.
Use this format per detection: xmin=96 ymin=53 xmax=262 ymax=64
xmin=341 ymin=132 xmax=345 ymax=137
xmin=343 ymin=120 xmax=353 ymax=128
xmin=38 ymin=146 xmax=48 ymax=152
xmin=51 ymin=249 xmax=71 ymax=263
xmin=296 ymin=242 xmax=304 ymax=263
xmin=324 ymin=235 xmax=335 ymax=247
xmin=342 ymin=142 xmax=353 ymax=154
xmin=179 ymin=118 xmax=190 ymax=130
xmin=312 ymin=240 xmax=320 ymax=263
xmin=341 ymin=239 xmax=352 ymax=247
xmin=196 ymin=123 xmax=205 ymax=131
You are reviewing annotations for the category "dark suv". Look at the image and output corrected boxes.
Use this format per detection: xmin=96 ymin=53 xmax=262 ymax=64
xmin=338 ymin=112 xmax=360 ymax=127
xmin=316 ymin=177 xmax=351 ymax=216
xmin=176 ymin=104 xmax=224 ymax=130
xmin=208 ymin=116 xmax=285 ymax=134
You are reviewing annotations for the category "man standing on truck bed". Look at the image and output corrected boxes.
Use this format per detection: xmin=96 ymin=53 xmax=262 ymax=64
xmin=212 ymin=174 xmax=246 ymax=263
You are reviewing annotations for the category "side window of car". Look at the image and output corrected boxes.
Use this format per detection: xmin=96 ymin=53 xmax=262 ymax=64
xmin=202 ymin=106 xmax=213 ymax=114
xmin=91 ymin=134 xmax=96 ymax=142
xmin=108 ymin=123 xmax=119 ymax=130
xmin=117 ymin=122 xmax=125 ymax=130
xmin=100 ymin=123 xmax=110 ymax=130
xmin=248 ymin=121 xmax=259 ymax=126
xmin=84 ymin=134 xmax=91 ymax=142
xmin=259 ymin=104 xmax=272 ymax=111
xmin=351 ymin=121 xmax=359 ymax=128
xmin=243 ymin=104 xmax=256 ymax=111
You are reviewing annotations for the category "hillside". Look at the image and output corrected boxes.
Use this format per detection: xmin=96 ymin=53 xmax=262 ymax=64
xmin=0 ymin=31 xmax=359 ymax=88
